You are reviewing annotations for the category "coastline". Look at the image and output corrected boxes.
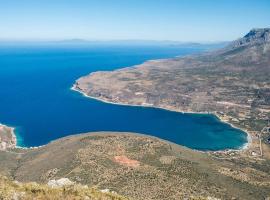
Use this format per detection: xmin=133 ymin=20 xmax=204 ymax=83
xmin=0 ymin=123 xmax=45 ymax=150
xmin=0 ymin=85 xmax=250 ymax=153
xmin=71 ymin=85 xmax=251 ymax=153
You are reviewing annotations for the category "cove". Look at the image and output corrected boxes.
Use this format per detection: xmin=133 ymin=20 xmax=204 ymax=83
xmin=0 ymin=44 xmax=248 ymax=151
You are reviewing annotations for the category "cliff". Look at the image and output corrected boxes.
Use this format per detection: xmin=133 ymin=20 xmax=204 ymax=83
xmin=0 ymin=124 xmax=16 ymax=151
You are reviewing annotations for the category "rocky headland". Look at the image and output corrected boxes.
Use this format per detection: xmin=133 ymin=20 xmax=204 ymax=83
xmin=0 ymin=124 xmax=16 ymax=151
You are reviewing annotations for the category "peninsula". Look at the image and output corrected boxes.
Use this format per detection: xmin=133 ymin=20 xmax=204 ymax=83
xmin=73 ymin=28 xmax=270 ymax=158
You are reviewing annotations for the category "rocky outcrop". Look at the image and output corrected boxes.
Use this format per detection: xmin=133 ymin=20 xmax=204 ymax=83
xmin=0 ymin=124 xmax=16 ymax=151
xmin=0 ymin=174 xmax=127 ymax=200
xmin=229 ymin=28 xmax=270 ymax=48
xmin=47 ymin=178 xmax=75 ymax=188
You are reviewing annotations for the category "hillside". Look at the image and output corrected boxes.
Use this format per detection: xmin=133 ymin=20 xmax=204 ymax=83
xmin=73 ymin=28 xmax=270 ymax=158
xmin=0 ymin=174 xmax=127 ymax=200
xmin=0 ymin=132 xmax=270 ymax=200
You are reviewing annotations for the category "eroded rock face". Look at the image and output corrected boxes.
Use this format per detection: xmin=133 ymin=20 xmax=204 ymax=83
xmin=0 ymin=124 xmax=16 ymax=151
xmin=113 ymin=155 xmax=140 ymax=167
xmin=47 ymin=178 xmax=74 ymax=188
xmin=244 ymin=28 xmax=270 ymax=41
xmin=231 ymin=28 xmax=270 ymax=48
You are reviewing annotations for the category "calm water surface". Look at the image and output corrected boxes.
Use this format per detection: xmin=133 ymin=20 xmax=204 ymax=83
xmin=0 ymin=44 xmax=247 ymax=150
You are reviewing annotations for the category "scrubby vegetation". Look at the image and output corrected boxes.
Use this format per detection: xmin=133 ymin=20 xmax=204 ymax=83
xmin=1 ymin=133 xmax=270 ymax=199
xmin=0 ymin=175 xmax=127 ymax=200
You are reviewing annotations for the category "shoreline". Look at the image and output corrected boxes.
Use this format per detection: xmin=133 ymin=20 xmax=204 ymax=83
xmin=0 ymin=85 xmax=250 ymax=152
xmin=71 ymin=85 xmax=251 ymax=153
xmin=0 ymin=123 xmax=45 ymax=150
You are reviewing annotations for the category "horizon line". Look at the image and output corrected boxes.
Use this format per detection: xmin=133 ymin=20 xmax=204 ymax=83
xmin=0 ymin=38 xmax=230 ymax=44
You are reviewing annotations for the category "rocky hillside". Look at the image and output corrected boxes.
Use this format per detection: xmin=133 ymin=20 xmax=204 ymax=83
xmin=0 ymin=124 xmax=16 ymax=151
xmin=0 ymin=174 xmax=127 ymax=200
xmin=229 ymin=28 xmax=270 ymax=48
xmin=1 ymin=132 xmax=270 ymax=200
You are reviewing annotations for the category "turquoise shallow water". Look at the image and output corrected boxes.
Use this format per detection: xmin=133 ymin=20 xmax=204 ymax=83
xmin=0 ymin=44 xmax=248 ymax=150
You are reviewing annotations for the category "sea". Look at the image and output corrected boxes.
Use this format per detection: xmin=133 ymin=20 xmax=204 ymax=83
xmin=0 ymin=43 xmax=248 ymax=150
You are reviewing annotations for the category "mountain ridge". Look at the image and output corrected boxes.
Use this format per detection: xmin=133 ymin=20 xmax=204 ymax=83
xmin=227 ymin=28 xmax=270 ymax=49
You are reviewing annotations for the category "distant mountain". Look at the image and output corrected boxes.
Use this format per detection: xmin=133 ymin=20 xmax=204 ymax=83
xmin=55 ymin=39 xmax=227 ymax=46
xmin=211 ymin=28 xmax=270 ymax=67
xmin=230 ymin=28 xmax=270 ymax=48
xmin=0 ymin=39 xmax=228 ymax=50
xmin=55 ymin=39 xmax=90 ymax=43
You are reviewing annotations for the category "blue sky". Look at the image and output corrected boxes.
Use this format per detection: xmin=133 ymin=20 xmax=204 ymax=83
xmin=0 ymin=0 xmax=269 ymax=42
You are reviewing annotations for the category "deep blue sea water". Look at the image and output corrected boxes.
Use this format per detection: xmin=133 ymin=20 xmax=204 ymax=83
xmin=0 ymin=44 xmax=247 ymax=150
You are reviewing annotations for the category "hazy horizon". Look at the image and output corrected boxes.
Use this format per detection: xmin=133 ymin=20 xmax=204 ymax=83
xmin=0 ymin=0 xmax=269 ymax=42
xmin=0 ymin=38 xmax=231 ymax=44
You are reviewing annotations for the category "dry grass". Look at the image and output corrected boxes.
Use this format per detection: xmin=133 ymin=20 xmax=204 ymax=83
xmin=0 ymin=175 xmax=128 ymax=200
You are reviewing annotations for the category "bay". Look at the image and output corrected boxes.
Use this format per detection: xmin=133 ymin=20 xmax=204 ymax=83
xmin=0 ymin=44 xmax=247 ymax=150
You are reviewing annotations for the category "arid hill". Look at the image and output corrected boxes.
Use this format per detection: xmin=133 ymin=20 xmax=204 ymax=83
xmin=0 ymin=132 xmax=270 ymax=200
xmin=0 ymin=174 xmax=127 ymax=200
